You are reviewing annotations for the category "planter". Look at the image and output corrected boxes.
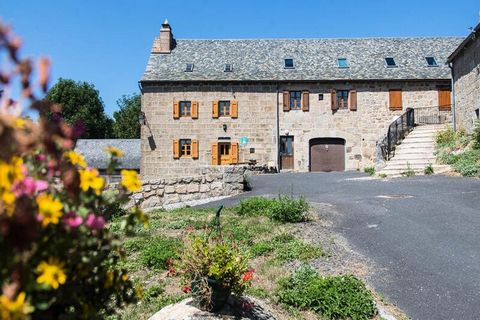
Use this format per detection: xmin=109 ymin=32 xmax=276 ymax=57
xmin=191 ymin=277 xmax=231 ymax=312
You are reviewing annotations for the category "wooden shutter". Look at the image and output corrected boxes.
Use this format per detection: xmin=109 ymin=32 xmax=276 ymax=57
xmin=211 ymin=143 xmax=218 ymax=165
xmin=191 ymin=139 xmax=199 ymax=159
xmin=231 ymin=142 xmax=239 ymax=164
xmin=283 ymin=91 xmax=290 ymax=112
xmin=349 ymin=90 xmax=357 ymax=111
xmin=212 ymin=100 xmax=219 ymax=118
xmin=173 ymin=140 xmax=180 ymax=159
xmin=231 ymin=100 xmax=238 ymax=118
xmin=389 ymin=89 xmax=402 ymax=110
xmin=331 ymin=89 xmax=338 ymax=111
xmin=302 ymin=91 xmax=309 ymax=112
xmin=438 ymin=88 xmax=451 ymax=111
xmin=173 ymin=101 xmax=180 ymax=119
xmin=191 ymin=101 xmax=198 ymax=119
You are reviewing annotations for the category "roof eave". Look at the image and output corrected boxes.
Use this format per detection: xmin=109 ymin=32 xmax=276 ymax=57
xmin=447 ymin=22 xmax=480 ymax=63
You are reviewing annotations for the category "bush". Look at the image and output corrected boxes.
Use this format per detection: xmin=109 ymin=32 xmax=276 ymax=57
xmin=435 ymin=126 xmax=456 ymax=147
xmin=364 ymin=167 xmax=375 ymax=176
xmin=424 ymin=164 xmax=434 ymax=175
xmin=140 ymin=236 xmax=181 ymax=270
xmin=269 ymin=195 xmax=310 ymax=223
xmin=236 ymin=196 xmax=275 ymax=217
xmin=277 ymin=266 xmax=377 ymax=320
xmin=473 ymin=120 xmax=480 ymax=149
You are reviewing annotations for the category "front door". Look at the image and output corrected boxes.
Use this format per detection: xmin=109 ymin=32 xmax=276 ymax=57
xmin=219 ymin=142 xmax=231 ymax=165
xmin=280 ymin=136 xmax=294 ymax=170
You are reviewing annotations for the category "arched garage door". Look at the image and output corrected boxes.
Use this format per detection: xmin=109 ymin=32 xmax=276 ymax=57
xmin=309 ymin=138 xmax=345 ymax=172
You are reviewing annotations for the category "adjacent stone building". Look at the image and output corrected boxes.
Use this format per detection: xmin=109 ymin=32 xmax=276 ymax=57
xmin=139 ymin=20 xmax=462 ymax=180
xmin=447 ymin=22 xmax=480 ymax=133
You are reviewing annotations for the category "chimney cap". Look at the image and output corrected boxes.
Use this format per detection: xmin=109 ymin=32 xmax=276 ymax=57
xmin=162 ymin=18 xmax=170 ymax=27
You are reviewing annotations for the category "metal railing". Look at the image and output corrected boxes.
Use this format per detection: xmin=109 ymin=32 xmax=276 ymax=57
xmin=414 ymin=105 xmax=451 ymax=125
xmin=385 ymin=108 xmax=415 ymax=160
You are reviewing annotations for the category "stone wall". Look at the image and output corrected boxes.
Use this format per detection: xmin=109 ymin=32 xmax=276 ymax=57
xmin=452 ymin=35 xmax=480 ymax=133
xmin=131 ymin=165 xmax=271 ymax=210
xmin=141 ymin=80 xmax=451 ymax=179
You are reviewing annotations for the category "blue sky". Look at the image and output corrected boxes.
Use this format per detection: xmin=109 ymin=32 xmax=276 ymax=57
xmin=0 ymin=0 xmax=478 ymax=117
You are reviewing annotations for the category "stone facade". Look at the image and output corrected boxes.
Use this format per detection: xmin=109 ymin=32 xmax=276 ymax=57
xmin=449 ymin=25 xmax=480 ymax=133
xmin=141 ymin=80 xmax=450 ymax=179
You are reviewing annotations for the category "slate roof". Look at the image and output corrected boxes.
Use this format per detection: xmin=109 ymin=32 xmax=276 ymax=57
xmin=74 ymin=139 xmax=140 ymax=170
xmin=141 ymin=37 xmax=463 ymax=82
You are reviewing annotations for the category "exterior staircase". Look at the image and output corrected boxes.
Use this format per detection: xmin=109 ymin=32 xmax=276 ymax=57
xmin=378 ymin=124 xmax=451 ymax=177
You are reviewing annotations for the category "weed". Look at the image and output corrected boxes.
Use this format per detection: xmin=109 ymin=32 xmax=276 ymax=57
xmin=401 ymin=163 xmax=416 ymax=177
xmin=364 ymin=166 xmax=375 ymax=176
xmin=379 ymin=173 xmax=387 ymax=178
xmin=236 ymin=196 xmax=275 ymax=217
xmin=269 ymin=195 xmax=310 ymax=223
xmin=424 ymin=164 xmax=434 ymax=175
xmin=139 ymin=236 xmax=181 ymax=270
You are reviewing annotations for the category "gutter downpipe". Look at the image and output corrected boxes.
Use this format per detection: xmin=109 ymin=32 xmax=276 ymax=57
xmin=448 ymin=62 xmax=456 ymax=132
xmin=276 ymin=83 xmax=280 ymax=172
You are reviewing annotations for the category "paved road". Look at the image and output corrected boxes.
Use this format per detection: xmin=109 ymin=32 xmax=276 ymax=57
xmin=199 ymin=172 xmax=480 ymax=320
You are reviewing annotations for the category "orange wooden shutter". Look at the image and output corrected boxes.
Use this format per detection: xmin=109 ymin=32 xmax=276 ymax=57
xmin=331 ymin=89 xmax=338 ymax=111
xmin=192 ymin=101 xmax=199 ymax=119
xmin=212 ymin=100 xmax=219 ymax=118
xmin=211 ymin=143 xmax=218 ymax=165
xmin=173 ymin=101 xmax=180 ymax=119
xmin=349 ymin=90 xmax=357 ymax=111
xmin=283 ymin=91 xmax=290 ymax=112
xmin=302 ymin=91 xmax=309 ymax=112
xmin=173 ymin=140 xmax=180 ymax=159
xmin=389 ymin=89 xmax=402 ymax=110
xmin=191 ymin=139 xmax=199 ymax=159
xmin=438 ymin=88 xmax=451 ymax=111
xmin=231 ymin=100 xmax=238 ymax=118
xmin=231 ymin=142 xmax=239 ymax=164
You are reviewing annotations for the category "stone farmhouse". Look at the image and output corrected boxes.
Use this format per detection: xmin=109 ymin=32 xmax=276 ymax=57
xmin=139 ymin=20 xmax=462 ymax=179
xmin=447 ymin=22 xmax=480 ymax=133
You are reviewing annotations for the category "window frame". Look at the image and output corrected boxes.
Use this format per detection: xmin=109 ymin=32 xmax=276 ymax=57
xmin=179 ymin=101 xmax=192 ymax=117
xmin=385 ymin=57 xmax=397 ymax=68
xmin=185 ymin=63 xmax=194 ymax=72
xmin=218 ymin=100 xmax=231 ymax=117
xmin=336 ymin=90 xmax=349 ymax=110
xmin=284 ymin=58 xmax=295 ymax=69
xmin=224 ymin=64 xmax=233 ymax=72
xmin=289 ymin=91 xmax=302 ymax=110
xmin=337 ymin=58 xmax=349 ymax=68
xmin=425 ymin=57 xmax=438 ymax=67
xmin=179 ymin=139 xmax=192 ymax=157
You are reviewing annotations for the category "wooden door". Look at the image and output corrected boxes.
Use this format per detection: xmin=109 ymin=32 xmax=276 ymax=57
xmin=310 ymin=138 xmax=345 ymax=172
xmin=280 ymin=136 xmax=294 ymax=170
xmin=219 ymin=142 xmax=231 ymax=165
xmin=438 ymin=88 xmax=451 ymax=111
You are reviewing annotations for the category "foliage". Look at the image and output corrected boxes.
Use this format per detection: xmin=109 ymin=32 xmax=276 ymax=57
xmin=112 ymin=94 xmax=141 ymax=139
xmin=378 ymin=173 xmax=387 ymax=179
xmin=140 ymin=236 xmax=181 ymax=270
xmin=45 ymin=78 xmax=113 ymax=138
xmin=424 ymin=164 xmax=434 ymax=175
xmin=236 ymin=195 xmax=309 ymax=223
xmin=435 ymin=126 xmax=456 ymax=147
xmin=276 ymin=266 xmax=377 ymax=320
xmin=0 ymin=24 xmax=146 ymax=319
xmin=400 ymin=163 xmax=416 ymax=177
xmin=473 ymin=120 xmax=480 ymax=149
xmin=364 ymin=167 xmax=375 ymax=176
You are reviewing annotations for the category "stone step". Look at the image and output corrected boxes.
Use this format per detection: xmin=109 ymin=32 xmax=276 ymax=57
xmin=386 ymin=159 xmax=438 ymax=165
xmin=407 ymin=133 xmax=437 ymax=139
xmin=382 ymin=164 xmax=450 ymax=171
xmin=391 ymin=154 xmax=437 ymax=161
xmin=402 ymin=137 xmax=435 ymax=143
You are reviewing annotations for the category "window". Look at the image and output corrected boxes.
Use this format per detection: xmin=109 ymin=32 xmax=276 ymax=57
xmin=336 ymin=90 xmax=349 ymax=110
xmin=180 ymin=139 xmax=192 ymax=157
xmin=219 ymin=143 xmax=230 ymax=157
xmin=179 ymin=101 xmax=191 ymax=117
xmin=425 ymin=57 xmax=438 ymax=67
xmin=337 ymin=58 xmax=349 ymax=68
xmin=475 ymin=108 xmax=479 ymax=119
xmin=284 ymin=58 xmax=295 ymax=69
xmin=280 ymin=136 xmax=294 ymax=156
xmin=224 ymin=64 xmax=233 ymax=72
xmin=289 ymin=91 xmax=302 ymax=110
xmin=385 ymin=57 xmax=397 ymax=68
xmin=219 ymin=100 xmax=231 ymax=116
xmin=185 ymin=63 xmax=194 ymax=72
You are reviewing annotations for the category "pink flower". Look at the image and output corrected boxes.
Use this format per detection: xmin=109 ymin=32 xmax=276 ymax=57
xmin=36 ymin=154 xmax=46 ymax=161
xmin=12 ymin=177 xmax=48 ymax=196
xmin=63 ymin=211 xmax=83 ymax=228
xmin=85 ymin=213 xmax=105 ymax=230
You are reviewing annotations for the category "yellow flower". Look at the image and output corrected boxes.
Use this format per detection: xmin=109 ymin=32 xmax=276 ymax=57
xmin=0 ymin=157 xmax=25 ymax=216
xmin=36 ymin=258 xmax=67 ymax=289
xmin=121 ymin=273 xmax=129 ymax=282
xmin=79 ymin=168 xmax=104 ymax=195
xmin=13 ymin=118 xmax=25 ymax=129
xmin=64 ymin=151 xmax=87 ymax=168
xmin=36 ymin=193 xmax=63 ymax=227
xmin=120 ymin=170 xmax=141 ymax=192
xmin=104 ymin=146 xmax=124 ymax=157
xmin=0 ymin=291 xmax=32 ymax=319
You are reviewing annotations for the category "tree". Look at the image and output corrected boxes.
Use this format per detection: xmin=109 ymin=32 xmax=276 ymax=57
xmin=46 ymin=78 xmax=113 ymax=138
xmin=112 ymin=93 xmax=141 ymax=139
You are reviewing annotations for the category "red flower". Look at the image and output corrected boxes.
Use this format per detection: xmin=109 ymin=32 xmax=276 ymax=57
xmin=242 ymin=271 xmax=254 ymax=282
xmin=182 ymin=285 xmax=191 ymax=294
xmin=167 ymin=268 xmax=176 ymax=277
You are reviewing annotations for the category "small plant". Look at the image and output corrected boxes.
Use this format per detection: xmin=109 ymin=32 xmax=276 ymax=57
xmin=401 ymin=163 xmax=416 ymax=177
xmin=379 ymin=173 xmax=387 ymax=178
xmin=269 ymin=195 xmax=310 ymax=223
xmin=424 ymin=164 xmax=434 ymax=175
xmin=435 ymin=126 xmax=456 ymax=147
xmin=276 ymin=265 xmax=377 ymax=320
xmin=473 ymin=120 xmax=480 ymax=149
xmin=236 ymin=196 xmax=275 ymax=217
xmin=364 ymin=166 xmax=375 ymax=176
xmin=140 ymin=236 xmax=181 ymax=270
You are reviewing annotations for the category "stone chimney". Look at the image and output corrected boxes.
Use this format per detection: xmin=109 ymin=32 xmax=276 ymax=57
xmin=151 ymin=18 xmax=174 ymax=54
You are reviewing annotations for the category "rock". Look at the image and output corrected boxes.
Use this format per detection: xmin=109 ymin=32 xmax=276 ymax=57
xmin=187 ymin=183 xmax=200 ymax=193
xmin=164 ymin=185 xmax=175 ymax=194
xmin=149 ymin=296 xmax=277 ymax=320
xmin=175 ymin=184 xmax=187 ymax=194
xmin=141 ymin=196 xmax=162 ymax=209
xmin=199 ymin=184 xmax=210 ymax=193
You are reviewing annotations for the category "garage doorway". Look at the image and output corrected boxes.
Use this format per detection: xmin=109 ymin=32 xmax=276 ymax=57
xmin=309 ymin=138 xmax=345 ymax=172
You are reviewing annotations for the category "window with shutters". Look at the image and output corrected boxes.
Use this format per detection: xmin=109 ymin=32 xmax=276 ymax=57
xmin=336 ymin=90 xmax=349 ymax=110
xmin=389 ymin=89 xmax=403 ymax=110
xmin=179 ymin=101 xmax=191 ymax=117
xmin=289 ymin=91 xmax=302 ymax=110
xmin=219 ymin=100 xmax=231 ymax=116
xmin=180 ymin=139 xmax=192 ymax=157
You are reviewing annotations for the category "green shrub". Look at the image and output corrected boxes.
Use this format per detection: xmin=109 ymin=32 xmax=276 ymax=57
xmin=274 ymin=237 xmax=324 ymax=263
xmin=473 ymin=120 xmax=480 ymax=148
xmin=250 ymin=241 xmax=275 ymax=257
xmin=424 ymin=164 xmax=434 ymax=175
xmin=277 ymin=266 xmax=377 ymax=320
xmin=236 ymin=196 xmax=275 ymax=216
xmin=379 ymin=173 xmax=387 ymax=179
xmin=269 ymin=195 xmax=310 ymax=223
xmin=401 ymin=163 xmax=416 ymax=177
xmin=140 ymin=236 xmax=181 ymax=270
xmin=435 ymin=126 xmax=456 ymax=147
xmin=364 ymin=166 xmax=375 ymax=176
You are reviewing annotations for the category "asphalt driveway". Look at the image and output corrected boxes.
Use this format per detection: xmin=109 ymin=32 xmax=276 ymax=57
xmin=199 ymin=172 xmax=480 ymax=320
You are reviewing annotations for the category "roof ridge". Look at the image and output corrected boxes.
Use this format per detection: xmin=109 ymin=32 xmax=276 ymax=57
xmin=174 ymin=36 xmax=464 ymax=41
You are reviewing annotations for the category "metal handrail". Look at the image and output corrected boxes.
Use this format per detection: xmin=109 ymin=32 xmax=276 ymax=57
xmin=385 ymin=108 xmax=415 ymax=160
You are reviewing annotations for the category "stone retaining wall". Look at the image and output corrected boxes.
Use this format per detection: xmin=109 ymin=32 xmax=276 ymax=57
xmin=131 ymin=165 xmax=273 ymax=209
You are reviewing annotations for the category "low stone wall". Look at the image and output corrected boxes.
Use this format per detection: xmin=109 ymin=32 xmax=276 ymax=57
xmin=131 ymin=165 xmax=273 ymax=210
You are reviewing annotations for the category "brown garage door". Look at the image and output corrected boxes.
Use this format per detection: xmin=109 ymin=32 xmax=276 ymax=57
xmin=310 ymin=138 xmax=345 ymax=172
